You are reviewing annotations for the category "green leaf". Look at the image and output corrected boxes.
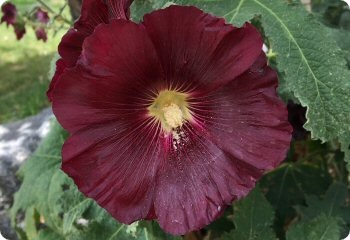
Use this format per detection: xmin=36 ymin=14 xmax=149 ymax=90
xmin=24 ymin=207 xmax=39 ymax=239
xmin=10 ymin=120 xmax=67 ymax=227
xmin=135 ymin=0 xmax=350 ymax=166
xmin=259 ymin=162 xmax=332 ymax=238
xmin=222 ymin=186 xmax=276 ymax=240
xmin=62 ymin=199 xmax=92 ymax=234
xmin=33 ymin=229 xmax=64 ymax=240
xmin=131 ymin=0 xmax=154 ymax=21
xmin=261 ymin=163 xmax=331 ymax=217
xmin=296 ymin=182 xmax=350 ymax=236
xmin=286 ymin=214 xmax=341 ymax=240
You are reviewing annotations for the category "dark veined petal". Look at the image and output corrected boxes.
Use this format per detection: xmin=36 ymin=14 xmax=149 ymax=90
xmin=56 ymin=0 xmax=109 ymax=71
xmin=49 ymin=0 xmax=133 ymax=102
xmin=189 ymin=53 xmax=292 ymax=170
xmin=52 ymin=20 xmax=163 ymax=133
xmin=59 ymin=0 xmax=132 ymax=66
xmin=105 ymin=0 xmax=133 ymax=20
xmin=58 ymin=29 xmax=86 ymax=68
xmin=53 ymin=32 xmax=163 ymax=221
xmin=154 ymin=123 xmax=262 ymax=234
xmin=74 ymin=0 xmax=109 ymax=34
xmin=61 ymin=116 xmax=162 ymax=224
xmin=142 ymin=5 xmax=263 ymax=92
xmin=48 ymin=30 xmax=85 ymax=102
xmin=79 ymin=19 xmax=163 ymax=89
xmin=47 ymin=59 xmax=67 ymax=101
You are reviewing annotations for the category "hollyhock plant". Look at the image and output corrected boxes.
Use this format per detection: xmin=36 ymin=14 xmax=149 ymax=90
xmin=1 ymin=2 xmax=16 ymax=26
xmin=49 ymin=0 xmax=292 ymax=235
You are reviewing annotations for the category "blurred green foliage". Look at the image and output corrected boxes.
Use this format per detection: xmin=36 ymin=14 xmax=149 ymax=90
xmin=0 ymin=0 xmax=70 ymax=123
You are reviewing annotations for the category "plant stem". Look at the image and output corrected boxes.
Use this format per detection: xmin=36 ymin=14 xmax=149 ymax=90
xmin=36 ymin=0 xmax=72 ymax=25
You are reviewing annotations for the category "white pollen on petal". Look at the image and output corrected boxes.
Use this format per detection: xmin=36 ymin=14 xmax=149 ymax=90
xmin=162 ymin=103 xmax=184 ymax=129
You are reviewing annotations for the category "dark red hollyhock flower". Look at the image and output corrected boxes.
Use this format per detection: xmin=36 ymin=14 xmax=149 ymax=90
xmin=50 ymin=2 xmax=292 ymax=235
xmin=13 ymin=22 xmax=26 ymax=40
xmin=1 ymin=2 xmax=16 ymax=26
xmin=47 ymin=0 xmax=133 ymax=101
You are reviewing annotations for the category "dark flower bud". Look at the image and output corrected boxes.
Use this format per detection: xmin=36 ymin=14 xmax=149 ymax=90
xmin=1 ymin=2 xmax=17 ymax=26
xmin=35 ymin=8 xmax=49 ymax=24
xmin=35 ymin=27 xmax=47 ymax=42
xmin=13 ymin=22 xmax=26 ymax=40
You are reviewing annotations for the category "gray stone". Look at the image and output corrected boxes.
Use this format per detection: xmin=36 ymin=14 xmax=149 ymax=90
xmin=0 ymin=108 xmax=53 ymax=240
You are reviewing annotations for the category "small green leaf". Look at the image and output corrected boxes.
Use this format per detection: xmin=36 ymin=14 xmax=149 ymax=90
xmin=296 ymin=182 xmax=350 ymax=236
xmin=222 ymin=186 xmax=276 ymax=240
xmin=62 ymin=199 xmax=92 ymax=234
xmin=286 ymin=214 xmax=341 ymax=240
xmin=261 ymin=163 xmax=331 ymax=219
xmin=260 ymin=162 xmax=332 ymax=238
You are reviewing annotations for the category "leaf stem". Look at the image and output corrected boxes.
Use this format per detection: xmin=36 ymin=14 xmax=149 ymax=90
xmin=36 ymin=0 xmax=72 ymax=25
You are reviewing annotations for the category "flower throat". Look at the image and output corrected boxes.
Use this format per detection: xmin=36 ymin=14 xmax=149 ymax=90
xmin=148 ymin=90 xmax=192 ymax=133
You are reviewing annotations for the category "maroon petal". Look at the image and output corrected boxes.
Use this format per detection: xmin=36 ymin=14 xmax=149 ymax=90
xmin=55 ymin=0 xmax=108 ymax=74
xmin=142 ymin=5 xmax=263 ymax=92
xmin=154 ymin=123 xmax=262 ymax=234
xmin=61 ymin=119 xmax=162 ymax=223
xmin=51 ymin=30 xmax=85 ymax=102
xmin=52 ymin=18 xmax=163 ymax=132
xmin=53 ymin=37 xmax=163 ymax=222
xmin=1 ymin=2 xmax=17 ymax=26
xmin=58 ymin=29 xmax=86 ymax=68
xmin=105 ymin=0 xmax=133 ymax=20
xmin=47 ymin=59 xmax=67 ymax=101
xmin=74 ymin=0 xmax=109 ymax=34
xmin=189 ymin=53 xmax=292 ymax=170
xmin=49 ymin=0 xmax=133 ymax=101
xmin=79 ymin=19 xmax=163 ymax=88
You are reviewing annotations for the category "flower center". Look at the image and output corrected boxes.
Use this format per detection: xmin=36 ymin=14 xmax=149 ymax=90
xmin=148 ymin=90 xmax=191 ymax=133
xmin=162 ymin=103 xmax=184 ymax=129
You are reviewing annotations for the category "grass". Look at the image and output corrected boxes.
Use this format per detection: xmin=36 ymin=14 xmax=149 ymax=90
xmin=0 ymin=1 xmax=69 ymax=124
